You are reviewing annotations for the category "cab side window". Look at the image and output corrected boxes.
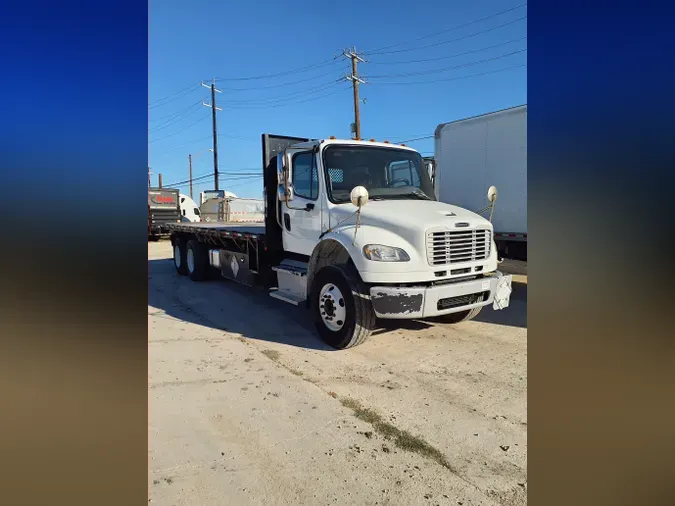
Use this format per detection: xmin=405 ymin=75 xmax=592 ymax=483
xmin=292 ymin=151 xmax=318 ymax=200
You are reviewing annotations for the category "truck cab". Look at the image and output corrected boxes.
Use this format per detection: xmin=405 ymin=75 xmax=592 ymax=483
xmin=266 ymin=135 xmax=512 ymax=348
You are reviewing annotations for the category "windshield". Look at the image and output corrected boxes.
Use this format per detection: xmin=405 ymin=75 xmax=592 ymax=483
xmin=322 ymin=145 xmax=436 ymax=203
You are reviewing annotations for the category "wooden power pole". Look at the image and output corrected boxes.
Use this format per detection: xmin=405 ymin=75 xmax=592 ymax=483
xmin=188 ymin=154 xmax=193 ymax=199
xmin=344 ymin=47 xmax=366 ymax=140
xmin=202 ymin=80 xmax=222 ymax=191
xmin=158 ymin=173 xmax=163 ymax=188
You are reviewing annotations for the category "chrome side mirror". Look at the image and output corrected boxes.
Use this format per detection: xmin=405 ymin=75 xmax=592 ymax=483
xmin=277 ymin=184 xmax=294 ymax=201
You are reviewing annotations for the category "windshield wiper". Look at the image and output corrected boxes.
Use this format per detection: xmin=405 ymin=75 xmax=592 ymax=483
xmin=391 ymin=189 xmax=433 ymax=200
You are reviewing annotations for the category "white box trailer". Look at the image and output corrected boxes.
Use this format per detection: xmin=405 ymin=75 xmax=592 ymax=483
xmin=200 ymin=197 xmax=264 ymax=223
xmin=434 ymin=105 xmax=527 ymax=259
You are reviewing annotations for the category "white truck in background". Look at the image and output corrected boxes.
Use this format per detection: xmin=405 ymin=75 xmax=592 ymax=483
xmin=168 ymin=134 xmax=513 ymax=349
xmin=199 ymin=189 xmax=238 ymax=206
xmin=434 ymin=105 xmax=527 ymax=260
xmin=179 ymin=194 xmax=201 ymax=222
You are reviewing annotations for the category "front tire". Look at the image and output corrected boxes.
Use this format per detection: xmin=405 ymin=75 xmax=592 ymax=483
xmin=310 ymin=264 xmax=375 ymax=349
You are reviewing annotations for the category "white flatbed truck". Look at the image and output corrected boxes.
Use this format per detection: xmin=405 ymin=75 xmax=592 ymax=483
xmin=168 ymin=134 xmax=513 ymax=349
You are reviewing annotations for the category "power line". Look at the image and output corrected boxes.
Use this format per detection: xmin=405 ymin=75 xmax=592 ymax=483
xmin=368 ymin=15 xmax=527 ymax=56
xmin=218 ymin=85 xmax=351 ymax=110
xmin=148 ymin=82 xmax=200 ymax=105
xmin=214 ymin=57 xmax=340 ymax=82
xmin=383 ymin=133 xmax=432 ymax=142
xmin=149 ymin=100 xmax=202 ymax=123
xmin=368 ymin=49 xmax=526 ymax=79
xmin=366 ymin=3 xmax=527 ymax=55
xmin=153 ymin=134 xmax=258 ymax=154
xmin=216 ymin=68 xmax=341 ymax=92
xmin=148 ymin=112 xmax=211 ymax=143
xmin=163 ymin=173 xmax=214 ymax=187
xmin=165 ymin=169 xmax=262 ymax=187
xmin=149 ymin=82 xmax=202 ymax=109
xmin=371 ymin=63 xmax=526 ymax=86
xmin=150 ymin=101 xmax=205 ymax=132
xmin=166 ymin=174 xmax=262 ymax=189
xmin=218 ymin=79 xmax=342 ymax=105
xmin=368 ymin=37 xmax=526 ymax=65
xmin=397 ymin=135 xmax=434 ymax=143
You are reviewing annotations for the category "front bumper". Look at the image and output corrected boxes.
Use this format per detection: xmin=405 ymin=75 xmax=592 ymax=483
xmin=369 ymin=271 xmax=512 ymax=319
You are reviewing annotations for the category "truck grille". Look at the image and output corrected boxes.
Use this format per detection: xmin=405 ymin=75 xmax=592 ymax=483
xmin=426 ymin=228 xmax=491 ymax=266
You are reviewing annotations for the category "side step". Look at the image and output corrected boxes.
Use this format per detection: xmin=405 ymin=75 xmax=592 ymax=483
xmin=270 ymin=259 xmax=308 ymax=305
xmin=269 ymin=289 xmax=306 ymax=306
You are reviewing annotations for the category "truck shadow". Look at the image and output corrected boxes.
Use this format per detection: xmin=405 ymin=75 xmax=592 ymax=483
xmin=149 ymin=258 xmax=336 ymax=351
xmin=149 ymin=259 xmax=526 ymax=351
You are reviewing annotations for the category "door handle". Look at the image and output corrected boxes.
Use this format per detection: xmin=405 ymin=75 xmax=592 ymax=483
xmin=284 ymin=213 xmax=291 ymax=231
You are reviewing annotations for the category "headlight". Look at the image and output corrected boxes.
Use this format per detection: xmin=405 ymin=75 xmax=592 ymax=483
xmin=363 ymin=244 xmax=410 ymax=262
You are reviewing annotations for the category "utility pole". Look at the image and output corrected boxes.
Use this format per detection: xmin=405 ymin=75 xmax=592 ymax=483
xmin=148 ymin=166 xmax=151 ymax=188
xmin=158 ymin=173 xmax=163 ymax=188
xmin=202 ymin=79 xmax=222 ymax=191
xmin=343 ymin=47 xmax=366 ymax=140
xmin=188 ymin=154 xmax=193 ymax=199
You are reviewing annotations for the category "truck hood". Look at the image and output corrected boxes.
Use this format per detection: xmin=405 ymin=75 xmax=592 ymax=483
xmin=330 ymin=199 xmax=491 ymax=243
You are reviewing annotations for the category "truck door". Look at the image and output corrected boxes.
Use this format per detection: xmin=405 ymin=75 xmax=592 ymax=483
xmin=282 ymin=150 xmax=322 ymax=256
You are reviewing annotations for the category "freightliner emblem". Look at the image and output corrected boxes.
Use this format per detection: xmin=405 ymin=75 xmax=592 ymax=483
xmin=455 ymin=222 xmax=470 ymax=227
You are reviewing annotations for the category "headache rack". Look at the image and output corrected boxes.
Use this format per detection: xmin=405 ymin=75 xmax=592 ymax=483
xmin=426 ymin=228 xmax=491 ymax=266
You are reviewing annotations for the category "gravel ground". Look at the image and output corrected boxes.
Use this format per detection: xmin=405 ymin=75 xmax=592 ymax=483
xmin=149 ymin=240 xmax=527 ymax=506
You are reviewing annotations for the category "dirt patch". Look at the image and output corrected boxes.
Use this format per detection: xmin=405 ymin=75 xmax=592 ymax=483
xmin=340 ymin=397 xmax=454 ymax=472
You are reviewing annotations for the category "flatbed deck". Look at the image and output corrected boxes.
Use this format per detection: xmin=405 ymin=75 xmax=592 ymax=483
xmin=168 ymin=222 xmax=265 ymax=240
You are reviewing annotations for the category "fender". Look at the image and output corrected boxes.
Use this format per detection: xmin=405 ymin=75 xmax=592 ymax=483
xmin=307 ymin=226 xmax=419 ymax=290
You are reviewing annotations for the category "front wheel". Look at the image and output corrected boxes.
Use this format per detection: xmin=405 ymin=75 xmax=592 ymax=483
xmin=310 ymin=264 xmax=375 ymax=349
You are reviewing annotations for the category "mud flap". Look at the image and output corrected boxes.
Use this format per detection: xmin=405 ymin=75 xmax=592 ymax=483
xmin=493 ymin=273 xmax=513 ymax=310
xmin=220 ymin=250 xmax=255 ymax=286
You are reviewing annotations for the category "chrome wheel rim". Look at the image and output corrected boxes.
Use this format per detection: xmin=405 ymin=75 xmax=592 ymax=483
xmin=174 ymin=245 xmax=181 ymax=268
xmin=319 ymin=283 xmax=346 ymax=331
xmin=187 ymin=248 xmax=195 ymax=273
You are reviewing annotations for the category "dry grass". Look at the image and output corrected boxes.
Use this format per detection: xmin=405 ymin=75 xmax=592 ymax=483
xmin=340 ymin=397 xmax=453 ymax=471
xmin=261 ymin=349 xmax=280 ymax=361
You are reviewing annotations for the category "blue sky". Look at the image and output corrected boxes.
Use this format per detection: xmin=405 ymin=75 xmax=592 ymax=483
xmin=149 ymin=0 xmax=526 ymax=199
